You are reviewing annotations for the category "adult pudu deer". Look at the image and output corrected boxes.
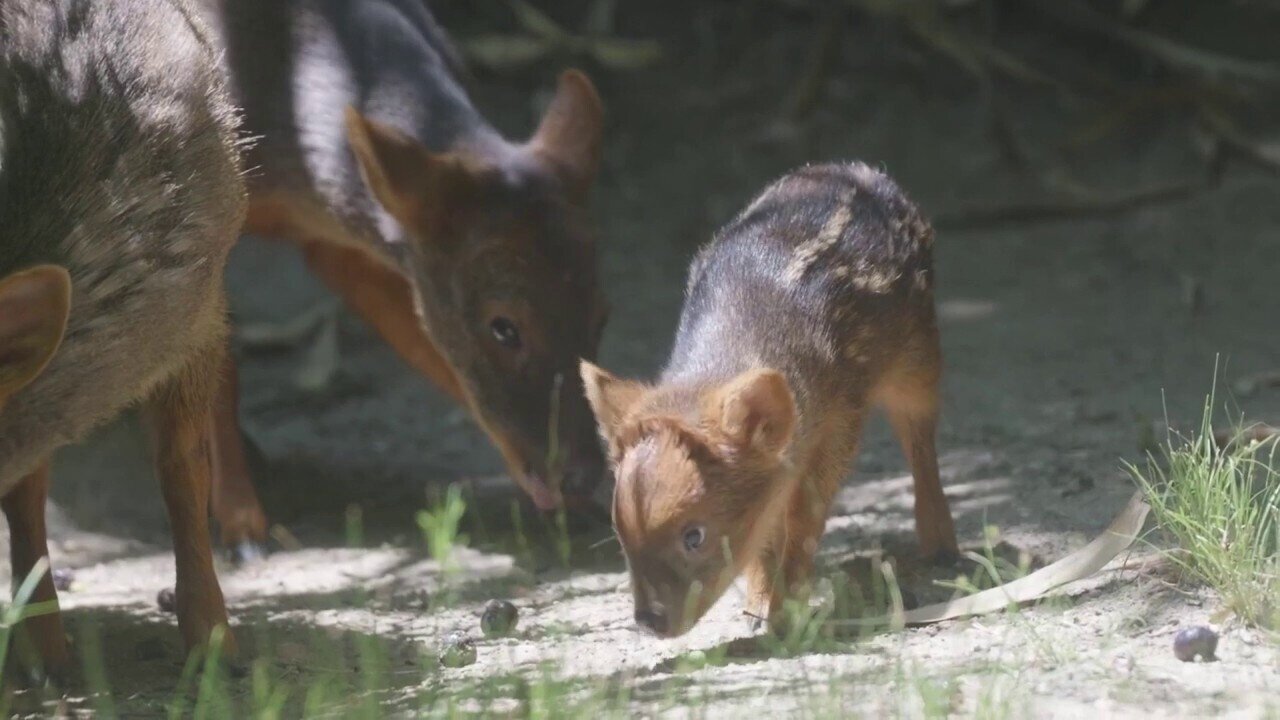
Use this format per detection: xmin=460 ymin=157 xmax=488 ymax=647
xmin=0 ymin=0 xmax=247 ymax=675
xmin=200 ymin=0 xmax=610 ymax=557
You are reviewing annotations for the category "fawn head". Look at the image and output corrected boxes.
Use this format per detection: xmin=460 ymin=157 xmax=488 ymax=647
xmin=581 ymin=362 xmax=798 ymax=636
xmin=344 ymin=71 xmax=608 ymax=511
xmin=0 ymin=265 xmax=71 ymax=413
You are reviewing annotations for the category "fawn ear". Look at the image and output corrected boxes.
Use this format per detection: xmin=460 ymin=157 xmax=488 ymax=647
xmin=709 ymin=369 xmax=796 ymax=456
xmin=580 ymin=361 xmax=644 ymax=446
xmin=0 ymin=265 xmax=72 ymax=399
xmin=528 ymin=70 xmax=603 ymax=204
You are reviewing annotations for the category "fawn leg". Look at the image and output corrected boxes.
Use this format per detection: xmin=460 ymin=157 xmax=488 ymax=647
xmin=300 ymin=241 xmax=468 ymax=405
xmin=209 ymin=348 xmax=268 ymax=560
xmin=743 ymin=529 xmax=783 ymax=630
xmin=882 ymin=342 xmax=959 ymax=561
xmin=744 ymin=436 xmax=853 ymax=632
xmin=743 ymin=484 xmax=841 ymax=633
xmin=146 ymin=345 xmax=237 ymax=657
xmin=2 ymin=460 xmax=70 ymax=677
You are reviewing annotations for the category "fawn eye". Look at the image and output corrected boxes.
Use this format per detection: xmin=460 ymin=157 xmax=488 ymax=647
xmin=489 ymin=317 xmax=521 ymax=349
xmin=682 ymin=525 xmax=706 ymax=552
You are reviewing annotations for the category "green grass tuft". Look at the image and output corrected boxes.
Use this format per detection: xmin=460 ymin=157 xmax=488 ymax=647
xmin=1127 ymin=384 xmax=1280 ymax=629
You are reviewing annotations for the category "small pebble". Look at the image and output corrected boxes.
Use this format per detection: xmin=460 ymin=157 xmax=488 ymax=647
xmin=157 ymin=588 xmax=176 ymax=614
xmin=1173 ymin=625 xmax=1218 ymax=662
xmin=1111 ymin=652 xmax=1135 ymax=677
xmin=438 ymin=632 xmax=476 ymax=668
xmin=480 ymin=600 xmax=519 ymax=638
xmin=51 ymin=568 xmax=75 ymax=592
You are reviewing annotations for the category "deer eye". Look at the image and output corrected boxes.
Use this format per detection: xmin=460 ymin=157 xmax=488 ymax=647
xmin=489 ymin=317 xmax=521 ymax=349
xmin=682 ymin=525 xmax=706 ymax=552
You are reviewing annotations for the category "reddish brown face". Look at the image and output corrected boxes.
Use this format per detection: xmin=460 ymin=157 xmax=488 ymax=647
xmin=0 ymin=265 xmax=72 ymax=414
xmin=581 ymin=363 xmax=799 ymax=636
xmin=610 ymin=427 xmax=756 ymax=636
xmin=430 ymin=181 xmax=609 ymax=510
xmin=345 ymin=71 xmax=609 ymax=511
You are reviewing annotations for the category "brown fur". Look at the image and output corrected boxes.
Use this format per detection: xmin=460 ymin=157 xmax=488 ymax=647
xmin=198 ymin=0 xmax=610 ymax=543
xmin=583 ymin=162 xmax=959 ymax=637
xmin=0 ymin=0 xmax=246 ymax=672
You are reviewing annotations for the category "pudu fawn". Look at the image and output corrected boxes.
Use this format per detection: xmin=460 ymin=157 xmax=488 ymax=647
xmin=198 ymin=0 xmax=611 ymax=557
xmin=0 ymin=0 xmax=246 ymax=673
xmin=583 ymin=163 xmax=960 ymax=637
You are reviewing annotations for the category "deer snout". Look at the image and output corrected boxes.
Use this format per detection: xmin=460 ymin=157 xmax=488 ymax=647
xmin=634 ymin=606 xmax=669 ymax=636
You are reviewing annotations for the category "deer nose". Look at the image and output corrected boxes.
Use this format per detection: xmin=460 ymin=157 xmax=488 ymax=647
xmin=635 ymin=608 xmax=668 ymax=636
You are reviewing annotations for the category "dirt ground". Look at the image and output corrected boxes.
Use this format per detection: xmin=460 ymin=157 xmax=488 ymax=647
xmin=4 ymin=1 xmax=1280 ymax=717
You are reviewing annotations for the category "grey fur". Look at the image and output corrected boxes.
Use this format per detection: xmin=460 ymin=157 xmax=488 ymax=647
xmin=0 ymin=0 xmax=247 ymax=489
xmin=200 ymin=0 xmax=504 ymax=260
xmin=665 ymin=162 xmax=937 ymax=445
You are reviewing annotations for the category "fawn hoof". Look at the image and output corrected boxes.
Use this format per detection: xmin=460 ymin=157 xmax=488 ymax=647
xmin=762 ymin=604 xmax=815 ymax=639
xmin=918 ymin=531 xmax=961 ymax=567
xmin=228 ymin=541 xmax=268 ymax=565
xmin=743 ymin=600 xmax=772 ymax=633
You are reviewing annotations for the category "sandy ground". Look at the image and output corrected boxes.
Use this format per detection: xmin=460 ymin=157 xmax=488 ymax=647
xmin=4 ymin=1 xmax=1280 ymax=717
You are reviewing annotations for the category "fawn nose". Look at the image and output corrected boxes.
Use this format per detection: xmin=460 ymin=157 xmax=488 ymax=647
xmin=635 ymin=608 xmax=668 ymax=636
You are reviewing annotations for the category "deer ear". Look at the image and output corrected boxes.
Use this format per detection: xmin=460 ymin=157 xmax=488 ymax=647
xmin=0 ymin=265 xmax=72 ymax=399
xmin=345 ymin=106 xmax=431 ymax=219
xmin=580 ymin=361 xmax=645 ymax=447
xmin=709 ymin=369 xmax=796 ymax=456
xmin=346 ymin=106 xmax=481 ymax=248
xmin=528 ymin=70 xmax=603 ymax=204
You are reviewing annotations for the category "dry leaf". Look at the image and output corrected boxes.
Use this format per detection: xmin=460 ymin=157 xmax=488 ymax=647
xmin=462 ymin=35 xmax=553 ymax=70
xmin=830 ymin=491 xmax=1151 ymax=629
xmin=588 ymin=37 xmax=664 ymax=70
xmin=295 ymin=312 xmax=340 ymax=392
xmin=236 ymin=299 xmax=340 ymax=349
xmin=509 ymin=0 xmax=569 ymax=42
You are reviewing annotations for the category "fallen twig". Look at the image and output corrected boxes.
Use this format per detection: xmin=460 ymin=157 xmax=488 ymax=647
xmin=236 ymin=299 xmax=341 ymax=349
xmin=1213 ymin=423 xmax=1280 ymax=452
xmin=852 ymin=0 xmax=1061 ymax=90
xmin=1019 ymin=0 xmax=1280 ymax=89
xmin=1200 ymin=107 xmax=1280 ymax=172
xmin=783 ymin=0 xmax=847 ymax=120
xmin=1232 ymin=369 xmax=1280 ymax=398
xmin=270 ymin=524 xmax=304 ymax=552
xmin=933 ymin=179 xmax=1204 ymax=231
